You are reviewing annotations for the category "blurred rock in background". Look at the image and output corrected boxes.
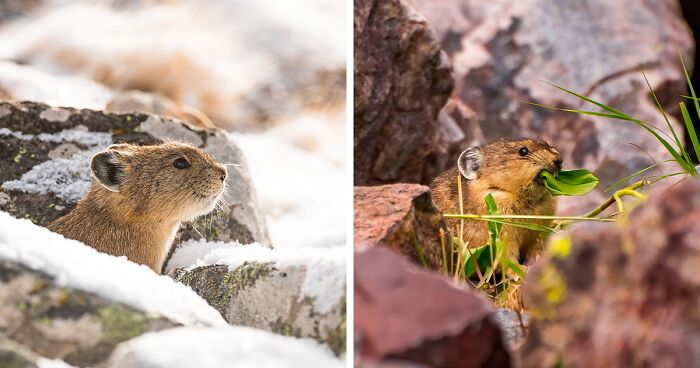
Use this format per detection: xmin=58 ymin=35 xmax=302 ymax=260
xmin=355 ymin=0 xmax=695 ymax=216
xmin=0 ymin=0 xmax=346 ymax=166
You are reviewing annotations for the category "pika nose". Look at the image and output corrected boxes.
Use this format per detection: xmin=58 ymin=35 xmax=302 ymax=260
xmin=553 ymin=158 xmax=563 ymax=170
xmin=219 ymin=168 xmax=227 ymax=182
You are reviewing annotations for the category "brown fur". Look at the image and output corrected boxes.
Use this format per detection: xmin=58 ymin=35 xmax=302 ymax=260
xmin=48 ymin=141 xmax=227 ymax=273
xmin=429 ymin=138 xmax=562 ymax=263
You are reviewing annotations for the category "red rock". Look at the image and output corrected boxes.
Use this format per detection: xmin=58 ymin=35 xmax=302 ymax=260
xmin=354 ymin=184 xmax=446 ymax=270
xmin=355 ymin=247 xmax=511 ymax=368
xmin=521 ymin=178 xmax=700 ymax=367
xmin=354 ymin=0 xmax=454 ymax=185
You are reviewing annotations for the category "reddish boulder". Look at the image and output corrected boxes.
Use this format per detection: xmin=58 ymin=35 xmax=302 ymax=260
xmin=404 ymin=0 xmax=693 ymax=214
xmin=354 ymin=184 xmax=446 ymax=270
xmin=521 ymin=178 xmax=700 ymax=367
xmin=355 ymin=247 xmax=511 ymax=368
xmin=354 ymin=0 xmax=454 ymax=185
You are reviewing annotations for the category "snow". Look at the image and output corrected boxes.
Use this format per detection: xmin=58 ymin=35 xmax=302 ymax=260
xmin=0 ymin=211 xmax=225 ymax=326
xmin=0 ymin=61 xmax=113 ymax=110
xmin=2 ymin=149 xmax=96 ymax=202
xmin=167 ymin=240 xmax=345 ymax=314
xmin=36 ymin=358 xmax=76 ymax=368
xmin=0 ymin=126 xmax=112 ymax=146
xmin=1 ymin=127 xmax=111 ymax=202
xmin=108 ymin=326 xmax=342 ymax=368
xmin=0 ymin=1 xmax=344 ymax=129
xmin=230 ymin=133 xmax=346 ymax=251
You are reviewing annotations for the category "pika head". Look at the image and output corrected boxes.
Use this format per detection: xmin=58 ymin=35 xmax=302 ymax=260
xmin=89 ymin=141 xmax=227 ymax=222
xmin=458 ymin=138 xmax=562 ymax=195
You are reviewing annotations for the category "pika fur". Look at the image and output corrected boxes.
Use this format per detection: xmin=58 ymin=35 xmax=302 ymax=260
xmin=429 ymin=138 xmax=563 ymax=263
xmin=48 ymin=141 xmax=227 ymax=273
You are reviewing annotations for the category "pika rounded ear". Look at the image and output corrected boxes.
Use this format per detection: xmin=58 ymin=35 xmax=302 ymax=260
xmin=90 ymin=150 xmax=128 ymax=192
xmin=457 ymin=146 xmax=482 ymax=180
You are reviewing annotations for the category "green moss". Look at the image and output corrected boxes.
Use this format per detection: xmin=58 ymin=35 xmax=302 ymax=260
xmin=96 ymin=304 xmax=149 ymax=345
xmin=179 ymin=270 xmax=196 ymax=286
xmin=270 ymin=319 xmax=301 ymax=338
xmin=325 ymin=296 xmax=346 ymax=355
xmin=218 ymin=262 xmax=272 ymax=313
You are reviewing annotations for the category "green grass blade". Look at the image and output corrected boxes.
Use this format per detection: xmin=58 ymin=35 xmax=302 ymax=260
xmin=477 ymin=218 xmax=555 ymax=233
xmin=624 ymin=119 xmax=694 ymax=174
xmin=680 ymin=102 xmax=700 ymax=166
xmin=412 ymin=233 xmax=428 ymax=268
xmin=523 ymin=100 xmax=675 ymax=142
xmin=540 ymin=80 xmax=632 ymax=119
xmin=681 ymin=53 xmax=700 ymax=127
xmin=642 ymin=71 xmax=686 ymax=157
xmin=604 ymin=159 xmax=675 ymax=192
xmin=504 ymin=259 xmax=526 ymax=278
xmin=523 ymin=101 xmax=634 ymax=120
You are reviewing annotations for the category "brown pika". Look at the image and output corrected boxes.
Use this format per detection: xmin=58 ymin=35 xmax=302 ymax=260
xmin=48 ymin=141 xmax=227 ymax=273
xmin=429 ymin=138 xmax=562 ymax=263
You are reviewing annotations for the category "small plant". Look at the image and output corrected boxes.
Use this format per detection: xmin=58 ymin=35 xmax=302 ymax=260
xmin=442 ymin=54 xmax=700 ymax=309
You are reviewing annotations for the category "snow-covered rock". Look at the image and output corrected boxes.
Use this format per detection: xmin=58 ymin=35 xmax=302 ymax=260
xmin=167 ymin=240 xmax=346 ymax=355
xmin=0 ymin=211 xmax=225 ymax=366
xmin=108 ymin=326 xmax=343 ymax=368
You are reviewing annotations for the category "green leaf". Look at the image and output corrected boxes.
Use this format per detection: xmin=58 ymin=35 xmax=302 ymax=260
xmin=539 ymin=169 xmax=599 ymax=196
xmin=484 ymin=193 xmax=502 ymax=242
xmin=463 ymin=245 xmax=490 ymax=278
xmin=479 ymin=238 xmax=506 ymax=284
xmin=504 ymin=258 xmax=526 ymax=278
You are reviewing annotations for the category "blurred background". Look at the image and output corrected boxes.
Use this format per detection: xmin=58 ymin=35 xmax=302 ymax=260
xmin=0 ymin=0 xmax=347 ymax=249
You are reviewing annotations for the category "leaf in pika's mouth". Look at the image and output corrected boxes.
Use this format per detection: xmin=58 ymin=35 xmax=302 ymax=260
xmin=539 ymin=169 xmax=599 ymax=196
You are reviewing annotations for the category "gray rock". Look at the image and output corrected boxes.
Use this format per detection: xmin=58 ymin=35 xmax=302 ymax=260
xmin=0 ymin=339 xmax=41 ymax=368
xmin=0 ymin=260 xmax=177 ymax=367
xmin=174 ymin=262 xmax=346 ymax=355
xmin=0 ymin=101 xmax=271 ymax=270
xmin=493 ymin=309 xmax=529 ymax=352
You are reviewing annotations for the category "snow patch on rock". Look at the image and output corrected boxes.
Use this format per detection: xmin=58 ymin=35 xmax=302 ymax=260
xmin=1 ymin=127 xmax=111 ymax=202
xmin=0 ymin=126 xmax=112 ymax=146
xmin=167 ymin=240 xmax=345 ymax=314
xmin=108 ymin=326 xmax=342 ymax=368
xmin=0 ymin=211 xmax=226 ymax=326
xmin=2 ymin=148 xmax=97 ymax=202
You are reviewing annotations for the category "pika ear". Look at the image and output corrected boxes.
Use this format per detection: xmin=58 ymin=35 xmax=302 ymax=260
xmin=90 ymin=150 xmax=129 ymax=192
xmin=457 ymin=146 xmax=482 ymax=180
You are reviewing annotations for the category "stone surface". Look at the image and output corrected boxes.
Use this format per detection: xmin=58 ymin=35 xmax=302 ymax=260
xmin=520 ymin=178 xmax=700 ymax=367
xmin=355 ymin=247 xmax=511 ymax=368
xmin=0 ymin=260 xmax=177 ymax=367
xmin=0 ymin=339 xmax=41 ymax=368
xmin=354 ymin=0 xmax=454 ymax=185
xmin=0 ymin=101 xmax=270 ymax=270
xmin=354 ymin=184 xmax=446 ymax=270
xmin=403 ymin=0 xmax=693 ymax=214
xmin=174 ymin=262 xmax=346 ymax=355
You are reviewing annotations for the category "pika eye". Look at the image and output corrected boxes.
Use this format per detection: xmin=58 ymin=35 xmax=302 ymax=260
xmin=518 ymin=147 xmax=529 ymax=156
xmin=173 ymin=158 xmax=190 ymax=169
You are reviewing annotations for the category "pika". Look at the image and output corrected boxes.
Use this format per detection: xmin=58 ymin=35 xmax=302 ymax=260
xmin=429 ymin=138 xmax=562 ymax=263
xmin=48 ymin=141 xmax=227 ymax=273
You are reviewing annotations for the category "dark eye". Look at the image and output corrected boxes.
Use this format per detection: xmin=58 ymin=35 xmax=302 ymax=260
xmin=518 ymin=147 xmax=529 ymax=156
xmin=174 ymin=158 xmax=190 ymax=169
